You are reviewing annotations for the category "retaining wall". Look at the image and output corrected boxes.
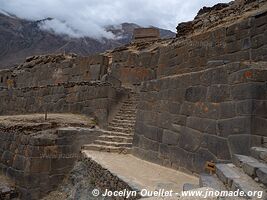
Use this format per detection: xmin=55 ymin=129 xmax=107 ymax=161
xmin=0 ymin=81 xmax=121 ymax=128
xmin=0 ymin=127 xmax=104 ymax=200
xmin=132 ymin=62 xmax=267 ymax=173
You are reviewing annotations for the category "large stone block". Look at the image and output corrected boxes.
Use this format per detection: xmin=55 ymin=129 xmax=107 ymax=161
xmin=185 ymin=86 xmax=207 ymax=102
xmin=251 ymin=117 xmax=267 ymax=136
xmin=180 ymin=102 xmax=195 ymax=116
xmin=206 ymin=84 xmax=230 ymax=103
xmin=1 ymin=151 xmax=14 ymax=166
xmin=193 ymin=102 xmax=220 ymax=119
xmin=228 ymin=134 xmax=251 ymax=155
xmin=159 ymin=144 xmax=170 ymax=159
xmin=167 ymin=88 xmax=186 ymax=102
xmin=217 ymin=116 xmax=251 ymax=137
xmin=162 ymin=129 xmax=180 ymax=145
xmin=204 ymin=134 xmax=231 ymax=160
xmin=236 ymin=99 xmax=253 ymax=115
xmin=141 ymin=136 xmax=159 ymax=152
xmin=156 ymin=112 xmax=172 ymax=129
xmin=252 ymin=100 xmax=267 ymax=116
xmin=169 ymin=146 xmax=194 ymax=170
xmin=186 ymin=117 xmax=216 ymax=135
xmin=231 ymin=82 xmax=267 ymax=100
xmin=143 ymin=124 xmax=163 ymax=142
xmin=256 ymin=167 xmax=267 ymax=185
xmin=229 ymin=68 xmax=267 ymax=84
xmin=178 ymin=126 xmax=204 ymax=152
xmin=12 ymin=155 xmax=26 ymax=171
xmin=219 ymin=101 xmax=236 ymax=119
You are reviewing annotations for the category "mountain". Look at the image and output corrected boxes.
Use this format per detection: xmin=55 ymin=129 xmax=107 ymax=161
xmin=0 ymin=13 xmax=175 ymax=69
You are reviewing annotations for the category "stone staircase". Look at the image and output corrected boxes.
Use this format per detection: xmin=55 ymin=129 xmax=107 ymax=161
xmin=196 ymin=146 xmax=267 ymax=199
xmin=83 ymin=91 xmax=139 ymax=154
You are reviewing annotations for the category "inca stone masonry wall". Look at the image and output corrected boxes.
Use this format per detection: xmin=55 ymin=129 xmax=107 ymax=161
xmin=0 ymin=127 xmax=104 ymax=200
xmin=157 ymin=10 xmax=267 ymax=77
xmin=132 ymin=62 xmax=267 ymax=173
xmin=13 ymin=54 xmax=108 ymax=88
xmin=129 ymin=7 xmax=267 ymax=173
xmin=0 ymin=81 xmax=122 ymax=128
xmin=110 ymin=50 xmax=159 ymax=87
xmin=109 ymin=9 xmax=267 ymax=86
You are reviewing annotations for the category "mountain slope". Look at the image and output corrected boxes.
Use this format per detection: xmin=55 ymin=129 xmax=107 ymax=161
xmin=0 ymin=14 xmax=175 ymax=68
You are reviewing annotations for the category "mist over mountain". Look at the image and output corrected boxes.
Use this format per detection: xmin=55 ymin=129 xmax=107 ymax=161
xmin=0 ymin=13 xmax=175 ymax=68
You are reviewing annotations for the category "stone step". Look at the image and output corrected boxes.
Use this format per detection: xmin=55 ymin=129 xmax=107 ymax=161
xmin=94 ymin=140 xmax=132 ymax=148
xmin=122 ymin=101 xmax=138 ymax=106
xmin=108 ymin=126 xmax=134 ymax=134
xmin=103 ymin=131 xmax=133 ymax=138
xmin=82 ymin=144 xmax=131 ymax=154
xmin=111 ymin=119 xmax=136 ymax=124
xmin=117 ymin=111 xmax=137 ymax=115
xmin=98 ymin=135 xmax=133 ymax=143
xmin=109 ymin=122 xmax=135 ymax=128
xmin=233 ymin=154 xmax=267 ymax=180
xmin=120 ymin=106 xmax=137 ymax=110
xmin=119 ymin=108 xmax=137 ymax=112
xmin=232 ymin=154 xmax=259 ymax=168
xmin=116 ymin=111 xmax=136 ymax=117
xmin=199 ymin=173 xmax=227 ymax=191
xmin=216 ymin=163 xmax=266 ymax=197
xmin=115 ymin=113 xmax=136 ymax=118
xmin=114 ymin=116 xmax=136 ymax=120
xmin=251 ymin=147 xmax=267 ymax=163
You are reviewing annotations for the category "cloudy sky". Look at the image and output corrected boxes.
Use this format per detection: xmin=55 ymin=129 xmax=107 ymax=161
xmin=0 ymin=0 xmax=232 ymax=39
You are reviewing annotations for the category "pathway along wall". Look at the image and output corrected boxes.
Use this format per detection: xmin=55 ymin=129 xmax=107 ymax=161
xmin=132 ymin=62 xmax=267 ymax=173
xmin=0 ymin=81 xmax=121 ymax=128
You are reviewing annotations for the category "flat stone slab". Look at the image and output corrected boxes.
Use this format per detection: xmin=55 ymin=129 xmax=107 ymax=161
xmin=82 ymin=150 xmax=198 ymax=193
xmin=232 ymin=154 xmax=258 ymax=168
xmin=256 ymin=167 xmax=267 ymax=186
xmin=251 ymin=147 xmax=267 ymax=163
xmin=216 ymin=163 xmax=266 ymax=198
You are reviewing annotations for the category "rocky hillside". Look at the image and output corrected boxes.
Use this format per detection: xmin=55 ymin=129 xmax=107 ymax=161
xmin=0 ymin=13 xmax=175 ymax=69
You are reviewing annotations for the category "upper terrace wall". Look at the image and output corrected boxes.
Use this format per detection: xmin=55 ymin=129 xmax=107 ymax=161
xmin=0 ymin=54 xmax=109 ymax=89
xmin=132 ymin=62 xmax=267 ymax=173
xmin=157 ymin=10 xmax=267 ymax=77
xmin=110 ymin=50 xmax=159 ymax=87
xmin=108 ymin=9 xmax=267 ymax=86
xmin=0 ymin=81 xmax=122 ymax=128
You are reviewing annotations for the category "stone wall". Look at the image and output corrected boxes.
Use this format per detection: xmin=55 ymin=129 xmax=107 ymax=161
xmin=0 ymin=69 xmax=12 ymax=88
xmin=158 ymin=10 xmax=267 ymax=77
xmin=133 ymin=28 xmax=160 ymax=43
xmin=110 ymin=50 xmax=159 ymax=86
xmin=132 ymin=62 xmax=267 ymax=173
xmin=0 ymin=81 xmax=121 ymax=128
xmin=108 ymin=8 xmax=267 ymax=86
xmin=11 ymin=54 xmax=108 ymax=88
xmin=0 ymin=127 xmax=104 ymax=200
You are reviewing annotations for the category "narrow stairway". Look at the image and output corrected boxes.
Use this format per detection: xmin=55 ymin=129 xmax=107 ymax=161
xmin=83 ymin=91 xmax=139 ymax=154
xmin=192 ymin=146 xmax=267 ymax=199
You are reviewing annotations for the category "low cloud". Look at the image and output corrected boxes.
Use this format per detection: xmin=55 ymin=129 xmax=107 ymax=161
xmin=0 ymin=0 xmax=232 ymax=40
